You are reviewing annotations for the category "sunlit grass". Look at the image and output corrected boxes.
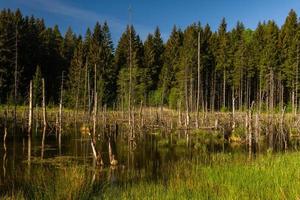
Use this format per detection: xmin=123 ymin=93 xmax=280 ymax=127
xmin=3 ymin=152 xmax=300 ymax=199
xmin=103 ymin=152 xmax=300 ymax=200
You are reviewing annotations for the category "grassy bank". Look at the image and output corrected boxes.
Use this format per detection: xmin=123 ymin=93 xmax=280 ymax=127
xmin=103 ymin=152 xmax=300 ymax=200
xmin=2 ymin=152 xmax=300 ymax=199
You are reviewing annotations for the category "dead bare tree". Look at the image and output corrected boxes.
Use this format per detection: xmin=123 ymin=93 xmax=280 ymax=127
xmin=28 ymin=80 xmax=33 ymax=134
xmin=14 ymin=25 xmax=18 ymax=129
xmin=196 ymin=27 xmax=201 ymax=128
xmin=42 ymin=78 xmax=47 ymax=129
xmin=128 ymin=6 xmax=133 ymax=126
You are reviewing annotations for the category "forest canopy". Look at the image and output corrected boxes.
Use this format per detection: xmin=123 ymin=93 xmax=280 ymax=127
xmin=0 ymin=8 xmax=300 ymax=112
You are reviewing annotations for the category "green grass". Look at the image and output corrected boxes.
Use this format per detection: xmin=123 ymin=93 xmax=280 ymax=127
xmin=3 ymin=152 xmax=300 ymax=199
xmin=103 ymin=152 xmax=300 ymax=200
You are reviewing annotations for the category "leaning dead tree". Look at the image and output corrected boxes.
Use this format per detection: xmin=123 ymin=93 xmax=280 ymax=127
xmin=41 ymin=78 xmax=47 ymax=159
xmin=89 ymin=91 xmax=103 ymax=166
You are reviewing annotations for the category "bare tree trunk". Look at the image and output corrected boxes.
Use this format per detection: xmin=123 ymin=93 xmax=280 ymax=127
xmin=93 ymin=92 xmax=97 ymax=142
xmin=128 ymin=22 xmax=132 ymax=126
xmin=75 ymin=66 xmax=82 ymax=123
xmin=259 ymin=73 xmax=262 ymax=113
xmin=196 ymin=29 xmax=201 ymax=128
xmin=139 ymin=100 xmax=143 ymax=128
xmin=160 ymin=84 xmax=165 ymax=121
xmin=4 ymin=109 xmax=7 ymax=152
xmin=58 ymin=72 xmax=64 ymax=155
xmin=108 ymin=137 xmax=113 ymax=163
xmin=223 ymin=70 xmax=226 ymax=109
xmin=255 ymin=113 xmax=259 ymax=150
xmin=121 ymin=83 xmax=124 ymax=119
xmin=185 ymin=65 xmax=190 ymax=128
xmin=296 ymin=44 xmax=299 ymax=115
xmin=232 ymin=90 xmax=235 ymax=128
xmin=41 ymin=78 xmax=46 ymax=159
xmin=178 ymin=100 xmax=182 ymax=126
xmin=94 ymin=64 xmax=97 ymax=101
xmin=59 ymin=72 xmax=64 ymax=137
xmin=27 ymin=128 xmax=31 ymax=165
xmin=88 ymin=71 xmax=91 ymax=116
xmin=28 ymin=81 xmax=33 ymax=134
xmin=292 ymin=81 xmax=295 ymax=116
xmin=270 ymin=69 xmax=274 ymax=112
xmin=42 ymin=78 xmax=47 ymax=129
xmin=280 ymin=106 xmax=287 ymax=150
xmin=84 ymin=61 xmax=88 ymax=114
xmin=14 ymin=25 xmax=18 ymax=129
xmin=211 ymin=70 xmax=216 ymax=112
xmin=190 ymin=76 xmax=193 ymax=112
xmin=41 ymin=126 xmax=46 ymax=159
xmin=248 ymin=102 xmax=254 ymax=157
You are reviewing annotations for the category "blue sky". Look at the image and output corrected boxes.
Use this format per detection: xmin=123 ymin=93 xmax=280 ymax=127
xmin=1 ymin=0 xmax=300 ymax=44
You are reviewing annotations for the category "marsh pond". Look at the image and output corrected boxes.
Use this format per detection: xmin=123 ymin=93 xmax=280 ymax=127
xmin=2 ymin=115 xmax=300 ymax=200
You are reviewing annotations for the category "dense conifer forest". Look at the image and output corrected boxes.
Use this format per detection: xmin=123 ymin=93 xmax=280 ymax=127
xmin=1 ymin=8 xmax=300 ymax=112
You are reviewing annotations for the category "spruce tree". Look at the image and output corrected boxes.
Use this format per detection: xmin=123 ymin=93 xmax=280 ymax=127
xmin=216 ymin=18 xmax=229 ymax=109
xmin=159 ymin=26 xmax=183 ymax=108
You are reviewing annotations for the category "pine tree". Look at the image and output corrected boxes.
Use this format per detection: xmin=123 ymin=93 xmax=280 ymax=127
xmin=231 ymin=21 xmax=246 ymax=109
xmin=62 ymin=27 xmax=76 ymax=72
xmin=100 ymin=22 xmax=115 ymax=106
xmin=159 ymin=26 xmax=183 ymax=108
xmin=201 ymin=24 xmax=214 ymax=111
xmin=178 ymin=23 xmax=199 ymax=118
xmin=116 ymin=25 xmax=144 ymax=106
xmin=144 ymin=27 xmax=164 ymax=104
xmin=280 ymin=9 xmax=298 ymax=112
xmin=262 ymin=21 xmax=280 ymax=111
xmin=216 ymin=18 xmax=229 ymax=109
xmin=67 ymin=39 xmax=84 ymax=108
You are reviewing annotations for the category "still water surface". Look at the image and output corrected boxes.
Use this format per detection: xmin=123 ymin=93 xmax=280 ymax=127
xmin=0 ymin=122 xmax=291 ymax=198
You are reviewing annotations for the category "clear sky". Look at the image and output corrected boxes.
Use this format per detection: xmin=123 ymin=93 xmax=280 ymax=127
xmin=1 ymin=0 xmax=300 ymax=44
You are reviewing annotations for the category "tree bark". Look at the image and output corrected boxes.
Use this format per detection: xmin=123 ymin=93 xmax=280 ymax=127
xmin=28 ymin=81 xmax=33 ymax=134
xmin=42 ymin=78 xmax=47 ymax=129
xmin=196 ymin=29 xmax=201 ymax=128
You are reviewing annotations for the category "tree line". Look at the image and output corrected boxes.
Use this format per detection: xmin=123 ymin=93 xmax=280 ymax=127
xmin=1 ymin=8 xmax=300 ymax=112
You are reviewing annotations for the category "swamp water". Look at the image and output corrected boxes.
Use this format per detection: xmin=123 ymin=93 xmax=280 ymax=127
xmin=1 ymin=122 xmax=300 ymax=199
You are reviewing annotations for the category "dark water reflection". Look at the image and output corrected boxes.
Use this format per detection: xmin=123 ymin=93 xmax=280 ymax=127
xmin=0 ymin=122 xmax=297 ymax=198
